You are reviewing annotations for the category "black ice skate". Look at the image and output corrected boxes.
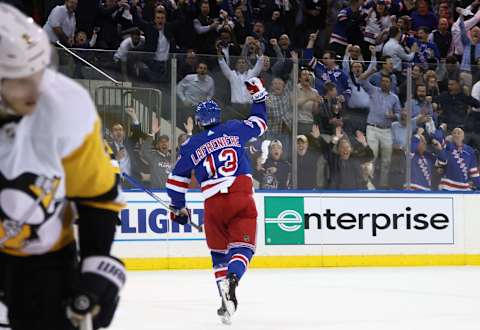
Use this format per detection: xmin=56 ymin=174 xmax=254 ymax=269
xmin=218 ymin=273 xmax=239 ymax=325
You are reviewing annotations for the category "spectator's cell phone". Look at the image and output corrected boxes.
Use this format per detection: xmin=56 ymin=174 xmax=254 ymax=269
xmin=93 ymin=27 xmax=101 ymax=33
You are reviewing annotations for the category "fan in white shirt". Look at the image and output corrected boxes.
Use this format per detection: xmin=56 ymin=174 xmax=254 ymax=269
xmin=113 ymin=29 xmax=145 ymax=63
xmin=43 ymin=0 xmax=77 ymax=45
xmin=218 ymin=55 xmax=265 ymax=104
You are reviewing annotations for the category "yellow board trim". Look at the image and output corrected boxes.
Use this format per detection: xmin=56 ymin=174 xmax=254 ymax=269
xmin=122 ymin=254 xmax=480 ymax=271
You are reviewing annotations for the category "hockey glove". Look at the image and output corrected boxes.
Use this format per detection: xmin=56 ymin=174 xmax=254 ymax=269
xmin=169 ymin=207 xmax=191 ymax=225
xmin=245 ymin=77 xmax=268 ymax=103
xmin=67 ymin=255 xmax=126 ymax=329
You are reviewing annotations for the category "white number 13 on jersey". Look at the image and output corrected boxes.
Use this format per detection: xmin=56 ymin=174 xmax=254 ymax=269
xmin=203 ymin=148 xmax=238 ymax=178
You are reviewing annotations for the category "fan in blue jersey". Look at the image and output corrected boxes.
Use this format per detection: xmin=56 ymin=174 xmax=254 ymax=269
xmin=435 ymin=126 xmax=480 ymax=191
xmin=408 ymin=129 xmax=443 ymax=191
xmin=166 ymin=77 xmax=268 ymax=324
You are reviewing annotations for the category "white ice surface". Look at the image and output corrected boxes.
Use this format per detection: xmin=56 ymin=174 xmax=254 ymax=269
xmin=111 ymin=267 xmax=480 ymax=330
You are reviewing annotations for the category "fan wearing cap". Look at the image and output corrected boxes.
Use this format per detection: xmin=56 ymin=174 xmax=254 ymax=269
xmin=255 ymin=139 xmax=291 ymax=189
xmin=297 ymin=134 xmax=317 ymax=189
xmin=296 ymin=128 xmax=329 ymax=189
xmin=141 ymin=127 xmax=172 ymax=189
xmin=0 ymin=4 xmax=126 ymax=330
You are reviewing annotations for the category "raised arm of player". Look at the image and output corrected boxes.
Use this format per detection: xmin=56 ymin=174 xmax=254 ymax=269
xmin=239 ymin=77 xmax=269 ymax=140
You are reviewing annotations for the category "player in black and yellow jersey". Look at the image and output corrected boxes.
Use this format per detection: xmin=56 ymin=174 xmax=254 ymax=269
xmin=0 ymin=4 xmax=126 ymax=330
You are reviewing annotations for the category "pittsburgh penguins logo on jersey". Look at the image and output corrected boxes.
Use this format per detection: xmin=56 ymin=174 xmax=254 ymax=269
xmin=0 ymin=172 xmax=62 ymax=250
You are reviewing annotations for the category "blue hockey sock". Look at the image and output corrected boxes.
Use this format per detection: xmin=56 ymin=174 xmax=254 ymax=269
xmin=227 ymin=247 xmax=254 ymax=280
xmin=211 ymin=251 xmax=228 ymax=295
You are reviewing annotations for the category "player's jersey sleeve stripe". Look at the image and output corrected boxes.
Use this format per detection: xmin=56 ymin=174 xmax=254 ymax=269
xmin=167 ymin=178 xmax=190 ymax=188
xmin=168 ymin=174 xmax=191 ymax=184
xmin=248 ymin=116 xmax=267 ymax=136
xmin=62 ymin=118 xmax=125 ymax=212
xmin=166 ymin=182 xmax=189 ymax=193
xmin=166 ymin=173 xmax=191 ymax=192
xmin=248 ymin=115 xmax=267 ymax=130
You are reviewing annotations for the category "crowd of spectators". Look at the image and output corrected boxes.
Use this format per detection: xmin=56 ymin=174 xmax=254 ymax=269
xmin=10 ymin=0 xmax=480 ymax=191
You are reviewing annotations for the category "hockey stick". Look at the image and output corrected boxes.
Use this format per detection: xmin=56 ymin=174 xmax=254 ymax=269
xmin=55 ymin=41 xmax=122 ymax=85
xmin=122 ymin=173 xmax=203 ymax=231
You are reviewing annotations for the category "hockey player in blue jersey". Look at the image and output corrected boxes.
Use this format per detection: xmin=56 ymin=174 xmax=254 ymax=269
xmin=166 ymin=77 xmax=268 ymax=324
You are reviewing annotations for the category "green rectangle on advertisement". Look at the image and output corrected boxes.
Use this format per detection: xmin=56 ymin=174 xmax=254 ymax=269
xmin=264 ymin=196 xmax=305 ymax=245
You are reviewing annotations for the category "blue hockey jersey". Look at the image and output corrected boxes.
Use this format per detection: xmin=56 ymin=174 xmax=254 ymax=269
xmin=409 ymin=135 xmax=437 ymax=191
xmin=166 ymin=102 xmax=268 ymax=208
xmin=330 ymin=7 xmax=354 ymax=46
xmin=434 ymin=130 xmax=480 ymax=191
xmin=304 ymin=48 xmax=352 ymax=100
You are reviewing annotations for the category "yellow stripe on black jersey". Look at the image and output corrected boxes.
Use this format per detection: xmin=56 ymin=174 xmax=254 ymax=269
xmin=62 ymin=118 xmax=124 ymax=212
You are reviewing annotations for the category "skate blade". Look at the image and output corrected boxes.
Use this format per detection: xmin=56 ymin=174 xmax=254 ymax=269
xmin=220 ymin=302 xmax=235 ymax=325
xmin=220 ymin=299 xmax=235 ymax=325
xmin=219 ymin=281 xmax=235 ymax=325
xmin=221 ymin=313 xmax=232 ymax=325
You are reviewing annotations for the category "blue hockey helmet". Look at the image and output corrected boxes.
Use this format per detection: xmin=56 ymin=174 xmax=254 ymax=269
xmin=195 ymin=99 xmax=221 ymax=127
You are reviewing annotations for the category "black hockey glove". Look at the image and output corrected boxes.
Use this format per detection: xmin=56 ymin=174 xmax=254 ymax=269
xmin=169 ymin=207 xmax=191 ymax=225
xmin=67 ymin=255 xmax=126 ymax=329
